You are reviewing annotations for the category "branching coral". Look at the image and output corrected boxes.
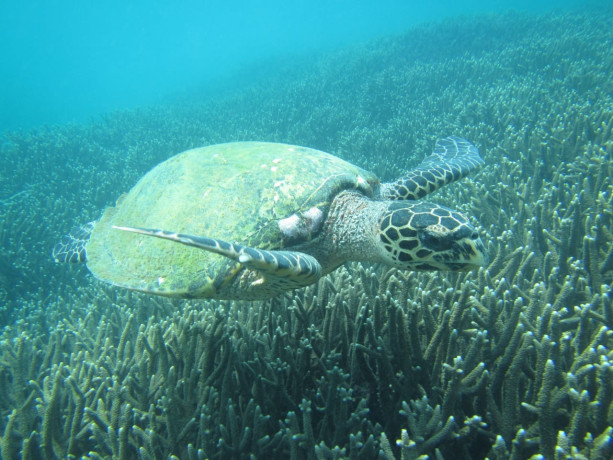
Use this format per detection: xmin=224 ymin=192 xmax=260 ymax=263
xmin=1 ymin=7 xmax=613 ymax=460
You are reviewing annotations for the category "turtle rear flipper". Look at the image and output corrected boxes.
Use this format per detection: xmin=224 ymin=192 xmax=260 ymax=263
xmin=381 ymin=136 xmax=484 ymax=201
xmin=52 ymin=221 xmax=95 ymax=263
xmin=113 ymin=226 xmax=323 ymax=290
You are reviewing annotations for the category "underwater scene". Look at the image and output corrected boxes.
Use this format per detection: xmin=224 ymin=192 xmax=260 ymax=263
xmin=1 ymin=4 xmax=613 ymax=460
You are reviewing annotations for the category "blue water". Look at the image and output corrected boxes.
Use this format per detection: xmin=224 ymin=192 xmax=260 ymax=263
xmin=0 ymin=0 xmax=583 ymax=133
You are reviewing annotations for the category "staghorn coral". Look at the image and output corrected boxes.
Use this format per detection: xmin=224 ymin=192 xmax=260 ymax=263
xmin=1 ymin=7 xmax=613 ymax=459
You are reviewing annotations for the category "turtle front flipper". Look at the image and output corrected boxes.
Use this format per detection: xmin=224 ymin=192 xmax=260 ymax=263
xmin=381 ymin=136 xmax=484 ymax=201
xmin=52 ymin=221 xmax=96 ymax=263
xmin=113 ymin=226 xmax=323 ymax=291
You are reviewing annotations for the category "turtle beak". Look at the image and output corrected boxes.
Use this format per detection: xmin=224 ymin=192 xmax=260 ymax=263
xmin=445 ymin=229 xmax=488 ymax=271
xmin=420 ymin=225 xmax=488 ymax=271
xmin=454 ymin=235 xmax=488 ymax=270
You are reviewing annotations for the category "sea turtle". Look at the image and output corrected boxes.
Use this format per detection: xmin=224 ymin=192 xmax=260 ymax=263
xmin=53 ymin=138 xmax=487 ymax=300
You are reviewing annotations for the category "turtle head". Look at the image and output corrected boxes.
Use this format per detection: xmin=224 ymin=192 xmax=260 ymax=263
xmin=377 ymin=201 xmax=487 ymax=271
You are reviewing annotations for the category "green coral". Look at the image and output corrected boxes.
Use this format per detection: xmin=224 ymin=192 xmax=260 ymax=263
xmin=1 ymin=6 xmax=613 ymax=459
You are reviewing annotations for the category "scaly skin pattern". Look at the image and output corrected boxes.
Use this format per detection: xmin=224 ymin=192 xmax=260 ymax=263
xmin=380 ymin=136 xmax=483 ymax=200
xmin=55 ymin=137 xmax=487 ymax=300
xmin=112 ymin=226 xmax=323 ymax=300
xmin=306 ymin=191 xmax=486 ymax=277
xmin=378 ymin=200 xmax=486 ymax=271
xmin=81 ymin=142 xmax=376 ymax=297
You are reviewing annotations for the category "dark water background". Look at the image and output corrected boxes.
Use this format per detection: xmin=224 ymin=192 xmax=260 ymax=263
xmin=0 ymin=0 xmax=580 ymax=133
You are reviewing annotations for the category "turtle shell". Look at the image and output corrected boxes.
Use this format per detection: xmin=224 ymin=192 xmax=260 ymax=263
xmin=86 ymin=142 xmax=378 ymax=297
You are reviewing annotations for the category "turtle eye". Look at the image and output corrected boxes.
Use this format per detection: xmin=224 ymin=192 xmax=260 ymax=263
xmin=419 ymin=229 xmax=454 ymax=252
xmin=453 ymin=225 xmax=476 ymax=241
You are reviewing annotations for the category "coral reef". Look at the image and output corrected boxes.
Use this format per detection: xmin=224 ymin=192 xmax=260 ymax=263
xmin=1 ymin=8 xmax=612 ymax=459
